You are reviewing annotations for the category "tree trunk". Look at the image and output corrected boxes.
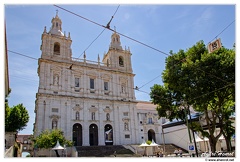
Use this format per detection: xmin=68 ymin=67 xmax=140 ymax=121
xmin=225 ymin=137 xmax=232 ymax=152
xmin=209 ymin=138 xmax=217 ymax=154
xmin=54 ymin=150 xmax=60 ymax=157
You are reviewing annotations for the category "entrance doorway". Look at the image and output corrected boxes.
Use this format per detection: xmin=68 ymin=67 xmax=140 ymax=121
xmin=104 ymin=124 xmax=113 ymax=145
xmin=89 ymin=124 xmax=98 ymax=146
xmin=72 ymin=123 xmax=82 ymax=146
xmin=148 ymin=129 xmax=156 ymax=142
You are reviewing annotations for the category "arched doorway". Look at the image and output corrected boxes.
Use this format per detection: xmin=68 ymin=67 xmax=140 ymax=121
xmin=72 ymin=123 xmax=82 ymax=146
xmin=148 ymin=129 xmax=156 ymax=142
xmin=104 ymin=124 xmax=113 ymax=145
xmin=89 ymin=124 xmax=98 ymax=146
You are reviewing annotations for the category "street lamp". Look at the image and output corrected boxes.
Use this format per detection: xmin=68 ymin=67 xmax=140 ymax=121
xmin=181 ymin=100 xmax=199 ymax=157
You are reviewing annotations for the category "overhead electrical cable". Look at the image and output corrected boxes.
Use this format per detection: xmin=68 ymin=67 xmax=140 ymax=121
xmin=8 ymin=50 xmax=38 ymax=60
xmin=208 ymin=19 xmax=235 ymax=44
xmin=54 ymin=4 xmax=171 ymax=57
xmin=77 ymin=5 xmax=120 ymax=59
xmin=137 ymin=74 xmax=162 ymax=90
xmin=8 ymin=8 xmax=235 ymax=103
xmin=137 ymin=19 xmax=235 ymax=89
xmin=54 ymin=5 xmax=233 ymax=89
xmin=77 ymin=29 xmax=106 ymax=59
xmin=8 ymin=49 xmax=234 ymax=107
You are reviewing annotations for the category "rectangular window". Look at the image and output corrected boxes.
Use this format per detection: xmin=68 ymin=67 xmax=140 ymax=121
xmin=125 ymin=135 xmax=130 ymax=138
xmin=90 ymin=78 xmax=94 ymax=89
xmin=104 ymin=82 xmax=108 ymax=91
xmin=123 ymin=112 xmax=128 ymax=116
xmin=75 ymin=78 xmax=79 ymax=87
xmin=52 ymin=108 xmax=58 ymax=113
xmin=148 ymin=118 xmax=153 ymax=124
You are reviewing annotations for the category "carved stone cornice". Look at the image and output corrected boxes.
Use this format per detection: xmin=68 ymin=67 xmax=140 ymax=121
xmin=122 ymin=117 xmax=130 ymax=122
xmin=89 ymin=106 xmax=98 ymax=112
xmin=72 ymin=106 xmax=83 ymax=111
xmin=72 ymin=70 xmax=84 ymax=76
xmin=119 ymin=76 xmax=128 ymax=82
xmin=101 ymin=74 xmax=112 ymax=81
xmin=103 ymin=107 xmax=112 ymax=113
xmin=49 ymin=115 xmax=61 ymax=119
xmin=87 ymin=71 xmax=97 ymax=78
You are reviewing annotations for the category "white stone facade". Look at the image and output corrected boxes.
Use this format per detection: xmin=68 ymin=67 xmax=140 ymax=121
xmin=34 ymin=13 xmax=162 ymax=146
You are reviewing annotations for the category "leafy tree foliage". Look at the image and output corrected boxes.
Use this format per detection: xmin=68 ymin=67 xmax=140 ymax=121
xmin=150 ymin=41 xmax=235 ymax=152
xmin=33 ymin=129 xmax=73 ymax=157
xmin=5 ymin=103 xmax=29 ymax=132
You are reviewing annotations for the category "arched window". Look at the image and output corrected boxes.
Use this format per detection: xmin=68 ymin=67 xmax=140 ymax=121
xmin=52 ymin=120 xmax=58 ymax=129
xmin=54 ymin=42 xmax=60 ymax=55
xmin=119 ymin=56 xmax=124 ymax=67
xmin=76 ymin=111 xmax=80 ymax=120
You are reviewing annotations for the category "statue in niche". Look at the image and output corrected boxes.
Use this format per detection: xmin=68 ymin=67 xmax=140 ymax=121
xmin=52 ymin=120 xmax=57 ymax=129
xmin=106 ymin=113 xmax=110 ymax=121
xmin=92 ymin=112 xmax=95 ymax=120
xmin=124 ymin=122 xmax=129 ymax=130
xmin=54 ymin=74 xmax=59 ymax=85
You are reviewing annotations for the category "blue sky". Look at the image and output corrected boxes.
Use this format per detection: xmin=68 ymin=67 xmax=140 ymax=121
xmin=2 ymin=2 xmax=236 ymax=136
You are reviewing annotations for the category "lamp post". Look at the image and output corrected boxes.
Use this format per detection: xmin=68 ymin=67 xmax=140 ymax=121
xmin=181 ymin=100 xmax=198 ymax=157
xmin=188 ymin=108 xmax=199 ymax=157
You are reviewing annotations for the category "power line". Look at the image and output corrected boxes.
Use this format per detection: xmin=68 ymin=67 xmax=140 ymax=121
xmin=55 ymin=5 xmax=233 ymax=89
xmin=76 ymin=5 xmax=120 ymax=59
xmin=208 ymin=19 xmax=235 ymax=44
xmin=137 ymin=74 xmax=162 ymax=90
xmin=8 ymin=50 xmax=38 ymax=61
xmin=77 ymin=29 xmax=106 ymax=59
xmin=53 ymin=5 xmax=105 ymax=29
xmin=54 ymin=4 xmax=171 ymax=57
xmin=8 ymin=9 xmax=235 ymax=102
xmin=8 ymin=49 xmax=234 ymax=108
xmin=138 ymin=19 xmax=235 ymax=89
xmin=188 ymin=83 xmax=235 ymax=103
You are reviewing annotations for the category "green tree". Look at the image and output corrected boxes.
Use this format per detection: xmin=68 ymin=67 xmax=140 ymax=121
xmin=5 ymin=103 xmax=29 ymax=132
xmin=33 ymin=129 xmax=73 ymax=157
xmin=150 ymin=41 xmax=235 ymax=152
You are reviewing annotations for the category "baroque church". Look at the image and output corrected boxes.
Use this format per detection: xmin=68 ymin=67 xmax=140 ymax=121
xmin=34 ymin=13 xmax=163 ymax=146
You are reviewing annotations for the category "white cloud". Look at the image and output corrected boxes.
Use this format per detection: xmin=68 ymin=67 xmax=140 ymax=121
xmin=193 ymin=7 xmax=213 ymax=28
xmin=124 ymin=13 xmax=130 ymax=20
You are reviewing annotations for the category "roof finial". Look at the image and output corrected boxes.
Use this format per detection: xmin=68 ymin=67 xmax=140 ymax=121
xmin=114 ymin=26 xmax=116 ymax=32
xmin=56 ymin=9 xmax=58 ymax=16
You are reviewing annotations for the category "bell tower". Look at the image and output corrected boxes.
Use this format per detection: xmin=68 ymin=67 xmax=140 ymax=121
xmin=40 ymin=11 xmax=72 ymax=60
xmin=102 ymin=29 xmax=133 ymax=73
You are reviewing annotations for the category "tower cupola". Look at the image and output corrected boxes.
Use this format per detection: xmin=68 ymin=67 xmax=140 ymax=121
xmin=109 ymin=28 xmax=122 ymax=50
xmin=49 ymin=11 xmax=64 ymax=36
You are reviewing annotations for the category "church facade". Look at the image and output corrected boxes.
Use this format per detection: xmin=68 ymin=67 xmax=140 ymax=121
xmin=34 ymin=13 xmax=162 ymax=146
